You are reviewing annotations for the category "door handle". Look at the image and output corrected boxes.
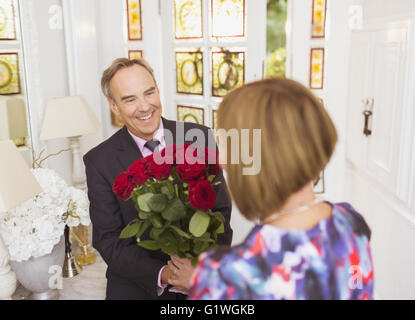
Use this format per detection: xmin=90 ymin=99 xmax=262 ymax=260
xmin=362 ymin=98 xmax=374 ymax=137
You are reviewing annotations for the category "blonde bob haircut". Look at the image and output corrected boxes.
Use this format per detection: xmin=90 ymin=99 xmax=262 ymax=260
xmin=217 ymin=78 xmax=338 ymax=221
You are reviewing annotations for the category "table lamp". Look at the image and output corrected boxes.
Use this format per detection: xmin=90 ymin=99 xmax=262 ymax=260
xmin=0 ymin=140 xmax=43 ymax=300
xmin=39 ymin=95 xmax=101 ymax=189
xmin=0 ymin=97 xmax=29 ymax=147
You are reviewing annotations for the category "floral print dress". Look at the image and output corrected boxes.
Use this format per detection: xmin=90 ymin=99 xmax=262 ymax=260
xmin=188 ymin=202 xmax=374 ymax=300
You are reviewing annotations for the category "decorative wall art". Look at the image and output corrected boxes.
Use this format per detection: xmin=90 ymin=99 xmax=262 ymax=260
xmin=111 ymin=112 xmax=124 ymax=128
xmin=128 ymin=50 xmax=143 ymax=60
xmin=0 ymin=0 xmax=16 ymax=40
xmin=174 ymin=0 xmax=203 ymax=39
xmin=311 ymin=0 xmax=327 ymax=39
xmin=212 ymin=109 xmax=218 ymax=129
xmin=0 ymin=52 xmax=20 ymax=95
xmin=176 ymin=51 xmax=203 ymax=95
xmin=309 ymin=48 xmax=324 ymax=90
xmin=177 ymin=105 xmax=205 ymax=125
xmin=212 ymin=50 xmax=245 ymax=97
xmin=211 ymin=0 xmax=245 ymax=39
xmin=127 ymin=0 xmax=142 ymax=40
xmin=313 ymin=171 xmax=325 ymax=194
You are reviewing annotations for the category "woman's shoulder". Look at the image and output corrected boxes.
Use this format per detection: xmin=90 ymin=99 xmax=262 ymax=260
xmin=332 ymin=202 xmax=372 ymax=240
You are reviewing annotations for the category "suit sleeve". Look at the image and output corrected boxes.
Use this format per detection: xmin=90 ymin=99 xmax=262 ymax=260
xmin=207 ymin=128 xmax=233 ymax=246
xmin=83 ymin=155 xmax=165 ymax=297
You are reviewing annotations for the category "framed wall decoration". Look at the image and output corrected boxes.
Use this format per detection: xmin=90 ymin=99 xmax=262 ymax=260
xmin=313 ymin=171 xmax=325 ymax=194
xmin=177 ymin=105 xmax=205 ymax=125
xmin=127 ymin=0 xmax=142 ymax=41
xmin=128 ymin=49 xmax=143 ymax=60
xmin=311 ymin=0 xmax=327 ymax=39
xmin=211 ymin=0 xmax=245 ymax=39
xmin=0 ymin=0 xmax=16 ymax=40
xmin=212 ymin=49 xmax=245 ymax=97
xmin=176 ymin=51 xmax=203 ymax=95
xmin=309 ymin=48 xmax=324 ymax=90
xmin=111 ymin=112 xmax=124 ymax=127
xmin=174 ymin=0 xmax=203 ymax=40
xmin=0 ymin=52 xmax=20 ymax=95
xmin=212 ymin=109 xmax=218 ymax=129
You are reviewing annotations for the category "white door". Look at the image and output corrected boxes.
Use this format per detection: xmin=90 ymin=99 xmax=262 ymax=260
xmin=347 ymin=23 xmax=408 ymax=197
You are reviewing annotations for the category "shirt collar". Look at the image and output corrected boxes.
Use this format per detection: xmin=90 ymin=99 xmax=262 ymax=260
xmin=127 ymin=119 xmax=166 ymax=154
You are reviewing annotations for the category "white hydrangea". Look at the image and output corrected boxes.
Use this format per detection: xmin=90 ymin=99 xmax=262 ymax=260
xmin=0 ymin=168 xmax=91 ymax=262
xmin=65 ymin=186 xmax=91 ymax=227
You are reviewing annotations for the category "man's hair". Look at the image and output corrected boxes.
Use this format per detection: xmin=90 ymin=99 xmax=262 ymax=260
xmin=217 ymin=77 xmax=338 ymax=221
xmin=101 ymin=58 xmax=157 ymax=101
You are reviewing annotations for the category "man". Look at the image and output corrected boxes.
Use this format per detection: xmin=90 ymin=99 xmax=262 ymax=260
xmin=83 ymin=58 xmax=233 ymax=300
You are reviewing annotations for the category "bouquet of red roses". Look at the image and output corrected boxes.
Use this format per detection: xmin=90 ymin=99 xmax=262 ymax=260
xmin=112 ymin=144 xmax=225 ymax=265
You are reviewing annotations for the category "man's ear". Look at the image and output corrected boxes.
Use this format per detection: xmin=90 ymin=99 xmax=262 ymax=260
xmin=108 ymin=97 xmax=120 ymax=116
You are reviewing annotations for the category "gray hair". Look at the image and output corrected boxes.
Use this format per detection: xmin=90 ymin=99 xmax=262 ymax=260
xmin=101 ymin=58 xmax=158 ymax=101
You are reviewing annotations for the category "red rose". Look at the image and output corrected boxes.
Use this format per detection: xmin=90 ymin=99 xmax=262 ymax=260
xmin=126 ymin=158 xmax=150 ymax=185
xmin=144 ymin=153 xmax=172 ymax=180
xmin=176 ymin=145 xmax=207 ymax=182
xmin=112 ymin=172 xmax=135 ymax=200
xmin=188 ymin=180 xmax=216 ymax=211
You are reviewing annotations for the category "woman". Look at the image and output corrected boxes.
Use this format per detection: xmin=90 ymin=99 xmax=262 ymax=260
xmin=187 ymin=78 xmax=374 ymax=300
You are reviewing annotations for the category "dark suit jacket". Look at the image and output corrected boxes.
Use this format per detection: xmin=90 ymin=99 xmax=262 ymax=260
xmin=83 ymin=117 xmax=233 ymax=300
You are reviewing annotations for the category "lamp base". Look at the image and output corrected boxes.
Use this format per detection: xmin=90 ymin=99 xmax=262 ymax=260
xmin=29 ymin=289 xmax=59 ymax=300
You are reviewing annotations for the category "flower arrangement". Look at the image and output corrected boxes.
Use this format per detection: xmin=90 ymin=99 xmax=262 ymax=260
xmin=112 ymin=144 xmax=225 ymax=265
xmin=0 ymin=167 xmax=91 ymax=262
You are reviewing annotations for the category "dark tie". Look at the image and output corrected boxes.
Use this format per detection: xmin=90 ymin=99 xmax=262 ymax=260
xmin=144 ymin=139 xmax=160 ymax=153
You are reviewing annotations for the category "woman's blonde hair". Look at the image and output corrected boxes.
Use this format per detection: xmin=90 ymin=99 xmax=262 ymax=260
xmin=217 ymin=78 xmax=338 ymax=221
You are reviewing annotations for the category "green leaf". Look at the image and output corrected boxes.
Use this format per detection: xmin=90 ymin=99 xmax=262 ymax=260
xmin=169 ymin=225 xmax=191 ymax=239
xmin=138 ymin=210 xmax=154 ymax=219
xmin=215 ymin=222 xmax=224 ymax=234
xmin=208 ymin=175 xmax=216 ymax=183
xmin=179 ymin=240 xmax=190 ymax=252
xmin=137 ymin=220 xmax=151 ymax=239
xmin=191 ymin=256 xmax=199 ymax=267
xmin=162 ymin=198 xmax=187 ymax=222
xmin=159 ymin=230 xmax=178 ymax=255
xmin=150 ymin=227 xmax=164 ymax=240
xmin=120 ymin=220 xmax=140 ymax=239
xmin=161 ymin=186 xmax=174 ymax=200
xmin=194 ymin=240 xmax=209 ymax=255
xmin=137 ymin=240 xmax=160 ymax=250
xmin=137 ymin=193 xmax=153 ymax=212
xmin=147 ymin=193 xmax=168 ymax=213
xmin=189 ymin=211 xmax=210 ymax=237
xmin=150 ymin=214 xmax=164 ymax=228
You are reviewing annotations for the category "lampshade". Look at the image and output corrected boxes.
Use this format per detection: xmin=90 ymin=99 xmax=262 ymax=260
xmin=39 ymin=95 xmax=101 ymax=140
xmin=0 ymin=97 xmax=28 ymax=140
xmin=0 ymin=140 xmax=42 ymax=212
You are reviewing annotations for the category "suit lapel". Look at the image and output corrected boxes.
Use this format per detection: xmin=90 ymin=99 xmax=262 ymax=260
xmin=116 ymin=118 xmax=177 ymax=170
xmin=116 ymin=126 xmax=143 ymax=170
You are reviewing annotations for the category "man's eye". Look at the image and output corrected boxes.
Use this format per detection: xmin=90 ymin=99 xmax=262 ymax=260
xmin=126 ymin=98 xmax=136 ymax=103
xmin=146 ymin=91 xmax=155 ymax=96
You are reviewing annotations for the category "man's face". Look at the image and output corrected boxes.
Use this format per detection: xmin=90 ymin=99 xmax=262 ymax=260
xmin=108 ymin=65 xmax=162 ymax=140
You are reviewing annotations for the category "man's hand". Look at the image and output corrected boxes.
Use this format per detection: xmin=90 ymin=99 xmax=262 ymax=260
xmin=161 ymin=263 xmax=175 ymax=285
xmin=167 ymin=254 xmax=197 ymax=294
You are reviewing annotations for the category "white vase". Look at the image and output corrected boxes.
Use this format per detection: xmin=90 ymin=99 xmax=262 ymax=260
xmin=0 ymin=235 xmax=17 ymax=300
xmin=10 ymin=236 xmax=65 ymax=300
